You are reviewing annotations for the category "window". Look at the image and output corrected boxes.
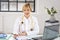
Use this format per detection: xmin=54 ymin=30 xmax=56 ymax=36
xmin=0 ymin=0 xmax=35 ymax=12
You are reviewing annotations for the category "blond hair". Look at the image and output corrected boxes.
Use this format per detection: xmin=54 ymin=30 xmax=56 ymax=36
xmin=22 ymin=3 xmax=32 ymax=11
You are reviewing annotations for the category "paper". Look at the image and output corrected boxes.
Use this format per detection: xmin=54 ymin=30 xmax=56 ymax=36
xmin=16 ymin=35 xmax=43 ymax=40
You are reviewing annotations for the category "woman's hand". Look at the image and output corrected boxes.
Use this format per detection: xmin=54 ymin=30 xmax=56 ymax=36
xmin=13 ymin=34 xmax=18 ymax=39
xmin=13 ymin=32 xmax=27 ymax=39
xmin=19 ymin=32 xmax=27 ymax=36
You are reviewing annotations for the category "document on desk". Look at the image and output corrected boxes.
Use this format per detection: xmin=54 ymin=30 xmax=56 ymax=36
xmin=16 ymin=35 xmax=43 ymax=40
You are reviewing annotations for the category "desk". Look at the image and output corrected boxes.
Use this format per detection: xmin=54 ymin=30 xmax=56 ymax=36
xmin=53 ymin=34 xmax=60 ymax=40
xmin=0 ymin=34 xmax=43 ymax=40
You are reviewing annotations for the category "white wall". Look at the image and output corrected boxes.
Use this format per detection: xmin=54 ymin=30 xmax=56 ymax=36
xmin=39 ymin=0 xmax=60 ymax=34
xmin=0 ymin=0 xmax=60 ymax=34
xmin=0 ymin=14 xmax=3 ymax=32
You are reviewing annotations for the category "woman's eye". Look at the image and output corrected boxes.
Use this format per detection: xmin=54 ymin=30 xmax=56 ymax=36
xmin=27 ymin=9 xmax=29 ymax=11
xmin=24 ymin=10 xmax=26 ymax=11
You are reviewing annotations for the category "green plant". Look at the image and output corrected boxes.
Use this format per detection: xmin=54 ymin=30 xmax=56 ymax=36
xmin=45 ymin=7 xmax=57 ymax=15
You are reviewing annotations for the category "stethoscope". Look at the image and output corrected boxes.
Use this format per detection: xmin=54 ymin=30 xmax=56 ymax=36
xmin=19 ymin=15 xmax=34 ymax=33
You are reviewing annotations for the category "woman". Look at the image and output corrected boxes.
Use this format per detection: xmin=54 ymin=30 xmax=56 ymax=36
xmin=13 ymin=3 xmax=39 ymax=40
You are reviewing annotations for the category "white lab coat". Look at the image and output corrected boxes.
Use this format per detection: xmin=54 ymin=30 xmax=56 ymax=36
xmin=13 ymin=15 xmax=39 ymax=40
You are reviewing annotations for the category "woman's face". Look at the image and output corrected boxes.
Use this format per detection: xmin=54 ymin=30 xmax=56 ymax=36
xmin=23 ymin=7 xmax=31 ymax=15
